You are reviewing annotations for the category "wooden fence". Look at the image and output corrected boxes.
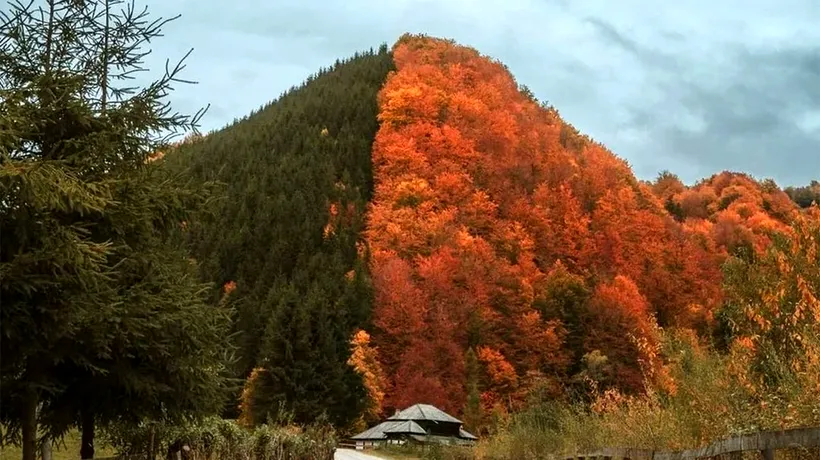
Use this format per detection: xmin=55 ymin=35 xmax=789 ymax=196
xmin=563 ymin=426 xmax=820 ymax=459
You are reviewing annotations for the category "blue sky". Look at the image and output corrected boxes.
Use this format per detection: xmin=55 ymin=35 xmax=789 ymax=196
xmin=140 ymin=0 xmax=820 ymax=186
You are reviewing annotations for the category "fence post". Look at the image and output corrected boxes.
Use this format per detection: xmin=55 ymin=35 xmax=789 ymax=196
xmin=760 ymin=448 xmax=774 ymax=460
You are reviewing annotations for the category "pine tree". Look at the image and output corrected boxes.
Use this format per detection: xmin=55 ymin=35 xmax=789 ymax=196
xmin=463 ymin=348 xmax=483 ymax=434
xmin=0 ymin=1 xmax=232 ymax=458
xmin=162 ymin=45 xmax=394 ymax=425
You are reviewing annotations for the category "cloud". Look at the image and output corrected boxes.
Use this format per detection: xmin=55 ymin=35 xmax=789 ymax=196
xmin=581 ymin=13 xmax=820 ymax=185
xmin=139 ymin=0 xmax=819 ymax=186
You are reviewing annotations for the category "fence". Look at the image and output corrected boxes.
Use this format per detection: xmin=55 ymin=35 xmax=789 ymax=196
xmin=563 ymin=426 xmax=820 ymax=459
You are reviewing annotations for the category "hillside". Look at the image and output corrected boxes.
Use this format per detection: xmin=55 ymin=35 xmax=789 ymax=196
xmin=163 ymin=34 xmax=810 ymax=433
xmin=162 ymin=45 xmax=395 ymax=426
xmin=364 ymin=35 xmax=808 ymax=418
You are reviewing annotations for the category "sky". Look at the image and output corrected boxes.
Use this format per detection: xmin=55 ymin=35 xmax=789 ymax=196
xmin=140 ymin=0 xmax=820 ymax=186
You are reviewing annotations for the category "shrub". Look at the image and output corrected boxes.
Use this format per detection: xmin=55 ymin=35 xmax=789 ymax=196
xmin=103 ymin=417 xmax=336 ymax=460
xmin=464 ymin=327 xmax=820 ymax=460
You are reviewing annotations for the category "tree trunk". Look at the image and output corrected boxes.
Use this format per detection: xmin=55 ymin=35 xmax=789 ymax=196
xmin=148 ymin=427 xmax=156 ymax=460
xmin=80 ymin=407 xmax=95 ymax=459
xmin=41 ymin=435 xmax=53 ymax=460
xmin=21 ymin=387 xmax=39 ymax=460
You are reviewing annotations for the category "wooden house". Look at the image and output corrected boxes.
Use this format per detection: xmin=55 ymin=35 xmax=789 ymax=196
xmin=349 ymin=404 xmax=477 ymax=449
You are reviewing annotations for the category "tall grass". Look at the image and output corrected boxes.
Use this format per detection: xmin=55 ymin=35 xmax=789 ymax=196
xmin=468 ymin=329 xmax=820 ymax=460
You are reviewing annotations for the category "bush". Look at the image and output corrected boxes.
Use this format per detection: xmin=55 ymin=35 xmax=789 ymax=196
xmin=103 ymin=417 xmax=336 ymax=460
xmin=467 ymin=328 xmax=820 ymax=460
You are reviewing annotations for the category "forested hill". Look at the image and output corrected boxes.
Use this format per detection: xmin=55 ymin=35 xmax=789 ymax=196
xmin=162 ymin=44 xmax=395 ymax=427
xmin=162 ymin=34 xmax=814 ymax=433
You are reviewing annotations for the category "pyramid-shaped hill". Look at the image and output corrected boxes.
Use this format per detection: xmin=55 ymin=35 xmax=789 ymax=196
xmin=162 ymin=34 xmax=802 ymax=427
xmin=161 ymin=44 xmax=396 ymax=426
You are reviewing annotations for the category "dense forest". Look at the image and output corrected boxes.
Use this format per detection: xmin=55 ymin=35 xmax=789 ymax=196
xmin=163 ymin=33 xmax=818 ymax=436
xmin=162 ymin=46 xmax=395 ymax=428
xmin=3 ymin=1 xmax=818 ymax=458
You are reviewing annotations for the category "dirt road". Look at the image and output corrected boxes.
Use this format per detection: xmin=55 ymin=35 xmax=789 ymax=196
xmin=334 ymin=448 xmax=388 ymax=460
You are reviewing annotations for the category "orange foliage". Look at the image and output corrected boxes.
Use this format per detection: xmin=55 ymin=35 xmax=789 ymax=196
xmin=584 ymin=275 xmax=661 ymax=393
xmin=363 ymin=35 xmax=801 ymax=418
xmin=237 ymin=367 xmax=264 ymax=427
xmin=478 ymin=346 xmax=519 ymax=395
xmin=660 ymin=172 xmax=798 ymax=256
xmin=348 ymin=330 xmax=387 ymax=423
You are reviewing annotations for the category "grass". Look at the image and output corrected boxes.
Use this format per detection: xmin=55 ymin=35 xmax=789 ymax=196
xmin=0 ymin=429 xmax=117 ymax=460
xmin=366 ymin=448 xmax=422 ymax=460
xmin=372 ymin=444 xmax=475 ymax=460
xmin=465 ymin=329 xmax=820 ymax=460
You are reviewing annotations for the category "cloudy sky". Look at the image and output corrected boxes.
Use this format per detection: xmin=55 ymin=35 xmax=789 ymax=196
xmin=140 ymin=0 xmax=820 ymax=186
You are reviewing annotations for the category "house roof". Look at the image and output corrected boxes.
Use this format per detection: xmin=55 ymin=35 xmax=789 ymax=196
xmin=459 ymin=427 xmax=478 ymax=440
xmin=387 ymin=404 xmax=463 ymax=424
xmin=351 ymin=404 xmax=475 ymax=442
xmin=384 ymin=420 xmax=426 ymax=435
xmin=350 ymin=420 xmax=426 ymax=440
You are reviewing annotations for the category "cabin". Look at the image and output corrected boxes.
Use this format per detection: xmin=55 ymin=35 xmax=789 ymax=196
xmin=349 ymin=403 xmax=478 ymax=450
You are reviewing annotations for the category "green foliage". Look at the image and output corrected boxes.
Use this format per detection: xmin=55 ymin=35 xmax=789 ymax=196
xmin=163 ymin=46 xmax=395 ymax=426
xmin=104 ymin=417 xmax=336 ymax=460
xmin=784 ymin=180 xmax=820 ymax=208
xmin=720 ymin=215 xmax=820 ymax=400
xmin=534 ymin=263 xmax=591 ymax=376
xmin=0 ymin=1 xmax=233 ymax=458
xmin=664 ymin=197 xmax=685 ymax=222
xmin=378 ymin=443 xmax=476 ymax=460
xmin=462 ymin=348 xmax=482 ymax=434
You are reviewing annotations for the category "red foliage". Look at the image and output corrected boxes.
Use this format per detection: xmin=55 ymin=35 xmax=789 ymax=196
xmin=363 ymin=35 xmax=801 ymax=417
xmin=584 ymin=276 xmax=661 ymax=393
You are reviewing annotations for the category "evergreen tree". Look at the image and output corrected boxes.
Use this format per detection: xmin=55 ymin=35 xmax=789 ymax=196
xmin=463 ymin=348 xmax=483 ymax=434
xmin=784 ymin=180 xmax=820 ymax=208
xmin=0 ymin=1 xmax=232 ymax=458
xmin=163 ymin=45 xmax=393 ymax=425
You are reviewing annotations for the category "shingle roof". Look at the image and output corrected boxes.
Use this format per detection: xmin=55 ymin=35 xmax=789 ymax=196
xmin=384 ymin=420 xmax=426 ymax=435
xmin=387 ymin=404 xmax=463 ymax=424
xmin=350 ymin=420 xmax=426 ymax=440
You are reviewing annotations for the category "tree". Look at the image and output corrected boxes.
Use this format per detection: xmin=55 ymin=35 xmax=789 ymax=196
xmin=534 ymin=262 xmax=590 ymax=373
xmin=583 ymin=276 xmax=660 ymax=393
xmin=245 ymin=273 xmax=367 ymax=427
xmin=784 ymin=181 xmax=820 ymax=208
xmin=0 ymin=1 xmax=232 ymax=458
xmin=161 ymin=43 xmax=394 ymax=424
xmin=462 ymin=348 xmax=483 ymax=433
xmin=722 ymin=212 xmax=820 ymax=392
xmin=347 ymin=329 xmax=387 ymax=430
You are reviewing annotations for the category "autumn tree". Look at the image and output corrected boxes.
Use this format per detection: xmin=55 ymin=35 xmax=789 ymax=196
xmin=722 ymin=212 xmax=820 ymax=393
xmin=583 ymin=276 xmax=661 ymax=393
xmin=367 ymin=34 xmax=729 ymax=413
xmin=348 ymin=330 xmax=387 ymax=430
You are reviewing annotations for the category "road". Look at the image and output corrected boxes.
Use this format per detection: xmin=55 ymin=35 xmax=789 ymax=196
xmin=334 ymin=448 xmax=388 ymax=460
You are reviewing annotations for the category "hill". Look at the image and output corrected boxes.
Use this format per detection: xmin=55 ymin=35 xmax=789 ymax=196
xmin=162 ymin=45 xmax=395 ymax=427
xmin=163 ymin=34 xmax=810 ymax=431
